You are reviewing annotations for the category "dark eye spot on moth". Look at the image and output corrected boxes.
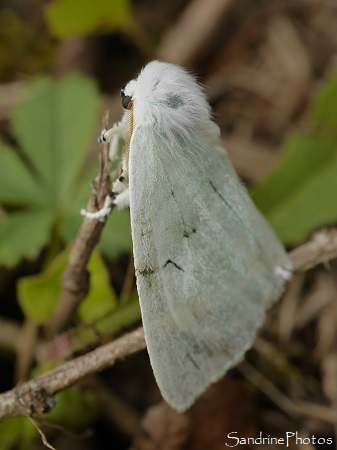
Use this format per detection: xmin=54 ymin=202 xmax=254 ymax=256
xmin=164 ymin=260 xmax=183 ymax=271
xmin=120 ymin=87 xmax=132 ymax=109
xmin=119 ymin=176 xmax=125 ymax=182
xmin=122 ymin=95 xmax=132 ymax=109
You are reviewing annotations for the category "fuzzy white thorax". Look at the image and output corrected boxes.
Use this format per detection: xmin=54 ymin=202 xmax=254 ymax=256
xmin=122 ymin=61 xmax=219 ymax=147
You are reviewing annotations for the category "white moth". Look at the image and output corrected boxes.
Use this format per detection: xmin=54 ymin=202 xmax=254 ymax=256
xmin=81 ymin=61 xmax=292 ymax=412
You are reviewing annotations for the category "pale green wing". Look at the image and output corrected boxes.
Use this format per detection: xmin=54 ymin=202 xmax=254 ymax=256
xmin=129 ymin=124 xmax=291 ymax=412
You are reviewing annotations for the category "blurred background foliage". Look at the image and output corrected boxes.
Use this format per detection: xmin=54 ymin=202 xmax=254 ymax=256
xmin=0 ymin=0 xmax=336 ymax=449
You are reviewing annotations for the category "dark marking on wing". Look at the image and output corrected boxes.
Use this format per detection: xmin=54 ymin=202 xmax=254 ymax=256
xmin=185 ymin=353 xmax=199 ymax=369
xmin=210 ymin=180 xmax=226 ymax=203
xmin=209 ymin=180 xmax=237 ymax=216
xmin=137 ymin=267 xmax=156 ymax=277
xmin=209 ymin=181 xmax=265 ymax=258
xmin=183 ymin=227 xmax=196 ymax=238
xmin=163 ymin=260 xmax=183 ymax=271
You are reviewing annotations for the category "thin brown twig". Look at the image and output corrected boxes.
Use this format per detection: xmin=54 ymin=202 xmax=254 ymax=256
xmin=0 ymin=327 xmax=145 ymax=419
xmin=14 ymin=319 xmax=38 ymax=383
xmin=289 ymin=229 xmax=337 ymax=272
xmin=47 ymin=112 xmax=112 ymax=336
xmin=120 ymin=253 xmax=135 ymax=303
xmin=239 ymin=361 xmax=337 ymax=424
xmin=25 ymin=415 xmax=57 ymax=450
xmin=0 ymin=316 xmax=21 ymax=354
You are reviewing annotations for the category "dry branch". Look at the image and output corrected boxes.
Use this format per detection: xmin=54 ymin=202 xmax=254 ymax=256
xmin=289 ymin=229 xmax=337 ymax=271
xmin=0 ymin=328 xmax=145 ymax=419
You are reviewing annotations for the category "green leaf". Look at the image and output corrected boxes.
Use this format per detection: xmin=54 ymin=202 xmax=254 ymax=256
xmin=57 ymin=164 xmax=97 ymax=240
xmin=74 ymin=292 xmax=141 ymax=350
xmin=312 ymin=69 xmax=337 ymax=127
xmin=0 ymin=210 xmax=54 ymax=267
xmin=18 ymin=248 xmax=116 ymax=324
xmin=12 ymin=74 xmax=100 ymax=207
xmin=18 ymin=246 xmax=68 ymax=323
xmin=0 ymin=417 xmax=36 ymax=450
xmin=0 ymin=74 xmax=101 ymax=266
xmin=78 ymin=250 xmax=117 ymax=322
xmin=94 ymin=291 xmax=141 ymax=335
xmin=262 ymin=157 xmax=337 ymax=243
xmin=252 ymin=70 xmax=337 ymax=245
xmin=0 ymin=142 xmax=45 ymax=207
xmin=253 ymin=133 xmax=337 ymax=244
xmin=99 ymin=209 xmax=132 ymax=259
xmin=45 ymin=0 xmax=132 ymax=37
xmin=253 ymin=134 xmax=336 ymax=213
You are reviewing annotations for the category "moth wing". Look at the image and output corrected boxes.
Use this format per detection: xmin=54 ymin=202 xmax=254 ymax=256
xmin=129 ymin=124 xmax=291 ymax=412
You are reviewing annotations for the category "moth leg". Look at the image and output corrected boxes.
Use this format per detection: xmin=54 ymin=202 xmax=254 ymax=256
xmin=81 ymin=121 xmax=128 ymax=220
xmin=110 ymin=166 xmax=130 ymax=208
xmin=274 ymin=264 xmax=292 ymax=281
xmin=112 ymin=172 xmax=128 ymax=194
xmin=80 ymin=191 xmax=115 ymax=222
xmin=108 ymin=135 xmax=120 ymax=162
xmin=113 ymin=188 xmax=130 ymax=209
xmin=98 ymin=121 xmax=124 ymax=144
xmin=81 ymin=167 xmax=130 ymax=220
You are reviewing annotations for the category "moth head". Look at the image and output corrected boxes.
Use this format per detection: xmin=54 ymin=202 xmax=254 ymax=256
xmin=126 ymin=61 xmax=213 ymax=142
